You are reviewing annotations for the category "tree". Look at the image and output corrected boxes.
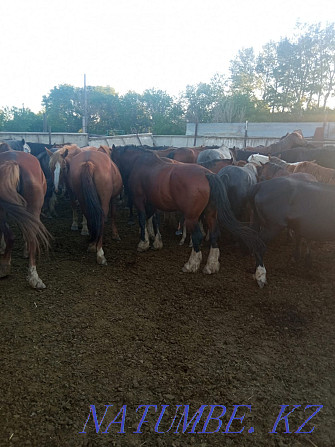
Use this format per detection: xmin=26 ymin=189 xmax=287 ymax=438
xmin=142 ymin=89 xmax=185 ymax=134
xmin=2 ymin=107 xmax=43 ymax=131
xmin=85 ymin=86 xmax=121 ymax=135
xmin=42 ymin=84 xmax=82 ymax=132
xmin=118 ymin=92 xmax=151 ymax=134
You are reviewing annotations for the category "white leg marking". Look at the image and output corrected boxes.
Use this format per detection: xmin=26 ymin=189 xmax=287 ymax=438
xmin=81 ymin=216 xmax=89 ymax=236
xmin=203 ymin=247 xmax=220 ymax=274
xmin=27 ymin=266 xmax=46 ymax=289
xmin=253 ymin=265 xmax=267 ymax=288
xmin=179 ymin=223 xmax=187 ymax=246
xmin=97 ymin=248 xmax=107 ymax=265
xmin=182 ymin=249 xmax=202 ymax=273
xmin=137 ymin=226 xmax=150 ymax=252
xmin=147 ymin=217 xmax=155 ymax=241
xmin=152 ymin=231 xmax=163 ymax=250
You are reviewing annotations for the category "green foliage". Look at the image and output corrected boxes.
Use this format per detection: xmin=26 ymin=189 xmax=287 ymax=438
xmin=2 ymin=107 xmax=43 ymax=131
xmin=42 ymin=84 xmax=82 ymax=132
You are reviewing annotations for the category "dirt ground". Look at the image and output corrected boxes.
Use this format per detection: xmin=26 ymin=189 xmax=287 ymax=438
xmin=0 ymin=199 xmax=334 ymax=447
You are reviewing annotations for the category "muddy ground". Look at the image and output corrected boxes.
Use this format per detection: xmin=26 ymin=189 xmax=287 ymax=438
xmin=0 ymin=199 xmax=334 ymax=447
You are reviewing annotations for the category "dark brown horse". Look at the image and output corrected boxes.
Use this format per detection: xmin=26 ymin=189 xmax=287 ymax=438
xmin=112 ymin=146 xmax=263 ymax=275
xmin=0 ymin=151 xmax=50 ymax=288
xmin=67 ymin=150 xmax=123 ymax=265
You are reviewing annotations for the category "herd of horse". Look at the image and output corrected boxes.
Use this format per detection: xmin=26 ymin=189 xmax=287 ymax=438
xmin=1 ymin=130 xmax=335 ymax=290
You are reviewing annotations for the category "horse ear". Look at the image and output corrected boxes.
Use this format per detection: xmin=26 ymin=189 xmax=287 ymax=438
xmin=62 ymin=149 xmax=68 ymax=159
xmin=229 ymin=147 xmax=237 ymax=164
xmin=45 ymin=148 xmax=53 ymax=157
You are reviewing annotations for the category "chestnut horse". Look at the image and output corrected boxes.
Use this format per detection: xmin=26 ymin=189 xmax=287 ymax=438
xmin=167 ymin=146 xmax=209 ymax=163
xmin=47 ymin=144 xmax=111 ymax=233
xmin=67 ymin=150 xmax=122 ymax=265
xmin=257 ymin=162 xmax=317 ymax=183
xmin=112 ymin=146 xmax=263 ymax=275
xmin=0 ymin=151 xmax=50 ymax=289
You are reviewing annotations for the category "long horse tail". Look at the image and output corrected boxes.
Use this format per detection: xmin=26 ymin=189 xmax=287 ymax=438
xmin=206 ymin=173 xmax=264 ymax=254
xmin=80 ymin=161 xmax=104 ymax=243
xmin=0 ymin=161 xmax=50 ymax=255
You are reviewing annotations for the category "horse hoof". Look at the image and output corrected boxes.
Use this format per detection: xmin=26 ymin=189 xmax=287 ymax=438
xmin=71 ymin=224 xmax=79 ymax=231
xmin=0 ymin=264 xmax=11 ymax=278
xmin=203 ymin=264 xmax=220 ymax=275
xmin=179 ymin=240 xmax=185 ymax=246
xmin=152 ymin=236 xmax=163 ymax=250
xmin=182 ymin=250 xmax=202 ymax=273
xmin=253 ymin=266 xmax=267 ymax=288
xmin=28 ymin=277 xmax=46 ymax=289
xmin=81 ymin=229 xmax=89 ymax=236
xmin=137 ymin=243 xmax=150 ymax=252
xmin=97 ymin=258 xmax=107 ymax=266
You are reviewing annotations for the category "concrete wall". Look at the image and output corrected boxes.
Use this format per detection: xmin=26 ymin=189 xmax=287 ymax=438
xmin=2 ymin=126 xmax=334 ymax=151
xmin=0 ymin=132 xmax=89 ymax=146
xmin=186 ymin=122 xmax=335 ymax=139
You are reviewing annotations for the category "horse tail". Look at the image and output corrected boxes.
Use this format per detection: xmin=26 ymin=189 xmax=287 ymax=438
xmin=80 ymin=161 xmax=104 ymax=243
xmin=206 ymin=173 xmax=264 ymax=254
xmin=0 ymin=161 xmax=50 ymax=255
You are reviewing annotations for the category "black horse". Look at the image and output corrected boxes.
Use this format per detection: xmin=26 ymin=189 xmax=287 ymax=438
xmin=0 ymin=138 xmax=30 ymax=152
xmin=26 ymin=142 xmax=57 ymax=157
xmin=249 ymin=176 xmax=335 ymax=288
xmin=217 ymin=163 xmax=258 ymax=220
xmin=36 ymin=147 xmax=60 ymax=217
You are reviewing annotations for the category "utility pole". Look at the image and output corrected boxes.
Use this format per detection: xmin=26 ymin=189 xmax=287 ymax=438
xmin=82 ymin=74 xmax=88 ymax=134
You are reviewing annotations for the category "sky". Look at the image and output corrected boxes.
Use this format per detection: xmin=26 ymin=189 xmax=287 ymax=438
xmin=0 ymin=0 xmax=333 ymax=112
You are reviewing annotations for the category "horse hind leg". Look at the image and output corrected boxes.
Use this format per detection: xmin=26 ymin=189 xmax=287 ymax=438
xmin=137 ymin=211 xmax=150 ymax=252
xmin=182 ymin=221 xmax=203 ymax=273
xmin=81 ymin=215 xmax=89 ymax=236
xmin=110 ymin=199 xmax=121 ymax=241
xmin=203 ymin=212 xmax=220 ymax=275
xmin=151 ymin=213 xmax=163 ymax=250
xmin=253 ymin=226 xmax=282 ymax=288
xmin=27 ymin=239 xmax=46 ymax=289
